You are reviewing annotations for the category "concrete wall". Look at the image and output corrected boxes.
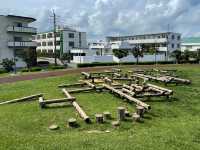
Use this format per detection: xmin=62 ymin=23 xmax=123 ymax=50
xmin=72 ymin=54 xmax=167 ymax=64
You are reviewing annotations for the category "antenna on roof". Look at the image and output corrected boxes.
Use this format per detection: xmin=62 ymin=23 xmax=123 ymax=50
xmin=167 ymin=24 xmax=170 ymax=32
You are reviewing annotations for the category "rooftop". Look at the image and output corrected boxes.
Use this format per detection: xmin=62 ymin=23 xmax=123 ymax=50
xmin=106 ymin=32 xmax=181 ymax=39
xmin=6 ymin=15 xmax=36 ymax=22
xmin=182 ymin=37 xmax=200 ymax=44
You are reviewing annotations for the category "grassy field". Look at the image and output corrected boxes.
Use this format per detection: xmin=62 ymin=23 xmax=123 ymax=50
xmin=0 ymin=65 xmax=199 ymax=150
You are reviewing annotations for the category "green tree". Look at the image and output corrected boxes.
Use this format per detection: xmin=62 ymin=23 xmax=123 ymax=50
xmin=113 ymin=49 xmax=129 ymax=62
xmin=170 ymin=50 xmax=182 ymax=64
xmin=131 ymin=45 xmax=144 ymax=64
xmin=1 ymin=58 xmax=15 ymax=72
xmin=22 ymin=49 xmax=37 ymax=69
xmin=61 ymin=52 xmax=72 ymax=63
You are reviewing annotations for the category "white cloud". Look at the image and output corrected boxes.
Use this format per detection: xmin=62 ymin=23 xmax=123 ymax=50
xmin=0 ymin=0 xmax=200 ymax=40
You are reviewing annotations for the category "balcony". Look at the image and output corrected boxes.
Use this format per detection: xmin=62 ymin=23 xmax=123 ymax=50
xmin=7 ymin=26 xmax=37 ymax=34
xmin=8 ymin=41 xmax=37 ymax=48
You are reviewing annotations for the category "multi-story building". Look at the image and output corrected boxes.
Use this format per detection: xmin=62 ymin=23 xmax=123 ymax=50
xmin=181 ymin=37 xmax=200 ymax=52
xmin=33 ymin=26 xmax=87 ymax=56
xmin=71 ymin=32 xmax=181 ymax=64
xmin=106 ymin=32 xmax=181 ymax=59
xmin=0 ymin=15 xmax=37 ymax=67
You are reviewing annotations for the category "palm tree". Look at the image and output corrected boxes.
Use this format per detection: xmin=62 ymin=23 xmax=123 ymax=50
xmin=131 ymin=45 xmax=144 ymax=64
xmin=170 ymin=49 xmax=182 ymax=64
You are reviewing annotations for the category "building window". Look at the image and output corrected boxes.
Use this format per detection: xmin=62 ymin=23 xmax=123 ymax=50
xmin=14 ymin=37 xmax=22 ymax=42
xmin=47 ymin=33 xmax=53 ymax=38
xmin=37 ymin=35 xmax=41 ymax=40
xmin=171 ymin=44 xmax=174 ymax=48
xmin=48 ymin=49 xmax=53 ymax=53
xmin=172 ymin=35 xmax=175 ymax=40
xmin=16 ymin=22 xmax=23 ymax=27
xmin=32 ymin=36 xmax=36 ymax=40
xmin=42 ymin=34 xmax=47 ymax=39
xmin=177 ymin=44 xmax=180 ymax=48
xmin=15 ymin=49 xmax=24 ymax=57
xmin=56 ymin=32 xmax=60 ymax=37
xmin=42 ymin=42 xmax=46 ymax=46
xmin=177 ymin=36 xmax=181 ymax=40
xmin=56 ymin=41 xmax=60 ymax=46
xmin=69 ymin=41 xmax=75 ymax=47
xmin=69 ymin=33 xmax=75 ymax=38
xmin=48 ymin=41 xmax=53 ymax=46
xmin=37 ymin=43 xmax=41 ymax=46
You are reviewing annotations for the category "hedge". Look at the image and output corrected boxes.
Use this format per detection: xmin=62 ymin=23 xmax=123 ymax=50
xmin=48 ymin=65 xmax=66 ymax=70
xmin=0 ymin=69 xmax=8 ymax=74
xmin=77 ymin=61 xmax=174 ymax=68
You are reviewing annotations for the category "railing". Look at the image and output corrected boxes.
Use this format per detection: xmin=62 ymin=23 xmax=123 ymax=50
xmin=7 ymin=26 xmax=37 ymax=34
xmin=8 ymin=41 xmax=37 ymax=47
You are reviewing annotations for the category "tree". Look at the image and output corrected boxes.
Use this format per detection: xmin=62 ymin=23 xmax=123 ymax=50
xmin=61 ymin=52 xmax=72 ymax=63
xmin=183 ymin=50 xmax=191 ymax=62
xmin=1 ymin=58 xmax=15 ymax=72
xmin=131 ymin=45 xmax=144 ymax=64
xmin=22 ymin=49 xmax=37 ymax=69
xmin=170 ymin=50 xmax=182 ymax=64
xmin=113 ymin=49 xmax=129 ymax=63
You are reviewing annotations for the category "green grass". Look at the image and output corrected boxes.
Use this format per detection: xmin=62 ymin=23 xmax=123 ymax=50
xmin=0 ymin=65 xmax=200 ymax=150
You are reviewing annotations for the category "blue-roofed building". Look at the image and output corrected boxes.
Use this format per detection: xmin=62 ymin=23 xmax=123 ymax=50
xmin=181 ymin=37 xmax=200 ymax=52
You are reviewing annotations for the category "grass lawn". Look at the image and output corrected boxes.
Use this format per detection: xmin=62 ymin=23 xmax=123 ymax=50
xmin=0 ymin=65 xmax=199 ymax=150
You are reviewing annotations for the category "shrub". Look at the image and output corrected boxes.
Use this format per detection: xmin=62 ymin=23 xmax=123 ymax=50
xmin=1 ymin=58 xmax=15 ymax=72
xmin=0 ymin=69 xmax=8 ymax=74
xmin=48 ymin=65 xmax=66 ymax=70
xmin=21 ymin=68 xmax=29 ymax=72
xmin=30 ymin=67 xmax=42 ymax=72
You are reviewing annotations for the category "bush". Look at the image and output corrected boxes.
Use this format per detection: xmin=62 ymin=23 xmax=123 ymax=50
xmin=1 ymin=58 xmax=15 ymax=72
xmin=30 ymin=67 xmax=42 ymax=72
xmin=21 ymin=68 xmax=29 ymax=72
xmin=0 ymin=69 xmax=8 ymax=74
xmin=77 ymin=61 xmax=174 ymax=68
xmin=48 ymin=65 xmax=66 ymax=70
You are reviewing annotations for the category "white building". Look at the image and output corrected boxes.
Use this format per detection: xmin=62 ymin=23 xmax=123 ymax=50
xmin=0 ymin=15 xmax=37 ymax=67
xmin=181 ymin=37 xmax=200 ymax=52
xmin=33 ymin=26 xmax=87 ymax=56
xmin=71 ymin=32 xmax=181 ymax=64
xmin=106 ymin=32 xmax=181 ymax=57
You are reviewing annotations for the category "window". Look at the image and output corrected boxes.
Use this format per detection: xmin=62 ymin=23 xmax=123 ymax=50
xmin=172 ymin=35 xmax=175 ymax=40
xmin=16 ymin=22 xmax=22 ymax=27
xmin=14 ymin=37 xmax=22 ymax=41
xmin=47 ymin=33 xmax=53 ymax=38
xmin=177 ymin=44 xmax=180 ymax=48
xmin=69 ymin=41 xmax=75 ymax=47
xmin=48 ymin=41 xmax=53 ymax=46
xmin=56 ymin=41 xmax=60 ymax=46
xmin=42 ymin=34 xmax=46 ymax=39
xmin=32 ymin=36 xmax=36 ymax=40
xmin=15 ymin=49 xmax=24 ymax=57
xmin=69 ymin=33 xmax=75 ymax=38
xmin=42 ymin=42 xmax=46 ymax=46
xmin=37 ymin=42 xmax=41 ymax=46
xmin=56 ymin=32 xmax=60 ymax=37
xmin=177 ymin=36 xmax=181 ymax=40
xmin=37 ymin=35 xmax=41 ymax=40
xmin=171 ymin=44 xmax=174 ymax=48
xmin=48 ymin=49 xmax=53 ymax=53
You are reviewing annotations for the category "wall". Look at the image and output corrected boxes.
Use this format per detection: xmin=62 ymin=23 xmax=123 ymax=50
xmin=72 ymin=54 xmax=167 ymax=64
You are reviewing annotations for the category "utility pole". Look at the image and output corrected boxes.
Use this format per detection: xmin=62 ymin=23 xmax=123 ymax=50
xmin=52 ymin=9 xmax=57 ymax=66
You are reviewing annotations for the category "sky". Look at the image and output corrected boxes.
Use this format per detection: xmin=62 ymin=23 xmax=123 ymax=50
xmin=1 ymin=0 xmax=200 ymax=41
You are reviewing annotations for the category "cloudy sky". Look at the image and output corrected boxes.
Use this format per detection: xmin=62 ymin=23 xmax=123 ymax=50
xmin=1 ymin=0 xmax=200 ymax=40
